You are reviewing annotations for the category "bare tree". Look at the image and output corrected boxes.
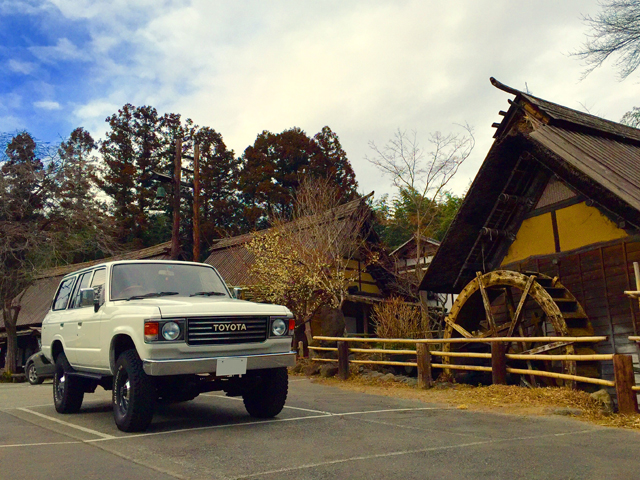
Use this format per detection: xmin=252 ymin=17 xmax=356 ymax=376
xmin=1 ymin=131 xmax=118 ymax=373
xmin=246 ymin=177 xmax=377 ymax=345
xmin=366 ymin=126 xmax=474 ymax=284
xmin=575 ymin=1 xmax=640 ymax=79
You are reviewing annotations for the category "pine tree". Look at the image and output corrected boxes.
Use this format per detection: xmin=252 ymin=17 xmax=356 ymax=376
xmin=195 ymin=127 xmax=241 ymax=241
xmin=239 ymin=126 xmax=359 ymax=229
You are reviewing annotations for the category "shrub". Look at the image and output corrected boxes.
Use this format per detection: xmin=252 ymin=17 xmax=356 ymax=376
xmin=372 ymin=297 xmax=433 ymax=339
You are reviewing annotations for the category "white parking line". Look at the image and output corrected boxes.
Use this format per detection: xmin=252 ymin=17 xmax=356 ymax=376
xmin=0 ymin=441 xmax=82 ymax=448
xmin=85 ymin=413 xmax=334 ymax=442
xmin=85 ymin=406 xmax=452 ymax=442
xmin=11 ymin=399 xmax=455 ymax=446
xmin=201 ymin=394 xmax=333 ymax=415
xmin=337 ymin=407 xmax=451 ymax=416
xmin=204 ymin=394 xmax=449 ymax=416
xmin=0 ymin=403 xmax=56 ymax=411
xmin=17 ymin=408 xmax=116 ymax=440
xmin=229 ymin=429 xmax=599 ymax=479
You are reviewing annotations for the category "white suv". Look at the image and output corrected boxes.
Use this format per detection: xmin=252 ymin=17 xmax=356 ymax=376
xmin=41 ymin=260 xmax=295 ymax=432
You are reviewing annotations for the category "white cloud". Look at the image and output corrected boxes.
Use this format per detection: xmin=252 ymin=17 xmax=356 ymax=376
xmin=0 ymin=115 xmax=24 ymax=132
xmin=29 ymin=37 xmax=89 ymax=63
xmin=58 ymin=0 xmax=637 ymax=198
xmin=34 ymin=100 xmax=62 ymax=110
xmin=8 ymin=59 xmax=36 ymax=74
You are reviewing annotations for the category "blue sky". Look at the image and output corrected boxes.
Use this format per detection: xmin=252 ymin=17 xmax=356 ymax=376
xmin=2 ymin=0 xmax=639 ymax=197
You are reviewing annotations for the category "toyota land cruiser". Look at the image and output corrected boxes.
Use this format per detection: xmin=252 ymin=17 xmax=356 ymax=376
xmin=40 ymin=260 xmax=296 ymax=432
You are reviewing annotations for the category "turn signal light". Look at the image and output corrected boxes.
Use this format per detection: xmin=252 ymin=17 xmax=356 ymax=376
xmin=288 ymin=319 xmax=295 ymax=333
xmin=145 ymin=321 xmax=159 ymax=342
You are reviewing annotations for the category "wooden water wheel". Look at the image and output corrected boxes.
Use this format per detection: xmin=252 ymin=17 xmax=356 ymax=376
xmin=442 ymin=270 xmax=599 ymax=388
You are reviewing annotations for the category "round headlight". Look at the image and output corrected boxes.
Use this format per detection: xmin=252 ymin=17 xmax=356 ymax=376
xmin=271 ymin=319 xmax=287 ymax=336
xmin=162 ymin=321 xmax=180 ymax=341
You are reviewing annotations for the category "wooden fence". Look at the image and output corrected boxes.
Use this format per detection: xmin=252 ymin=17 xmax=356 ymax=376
xmin=310 ymin=335 xmax=640 ymax=415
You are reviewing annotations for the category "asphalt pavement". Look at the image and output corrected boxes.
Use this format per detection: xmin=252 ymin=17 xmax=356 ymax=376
xmin=1 ymin=377 xmax=639 ymax=479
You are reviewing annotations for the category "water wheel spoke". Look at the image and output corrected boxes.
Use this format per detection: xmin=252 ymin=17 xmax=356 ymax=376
xmin=504 ymin=287 xmax=516 ymax=322
xmin=506 ymin=274 xmax=535 ymax=337
xmin=444 ymin=315 xmax=473 ymax=338
xmin=476 ymin=272 xmax=497 ymax=333
xmin=517 ymin=324 xmax=538 ymax=387
xmin=443 ymin=270 xmax=595 ymax=389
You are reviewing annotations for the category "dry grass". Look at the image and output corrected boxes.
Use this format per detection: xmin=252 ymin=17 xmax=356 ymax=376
xmin=305 ymin=373 xmax=640 ymax=430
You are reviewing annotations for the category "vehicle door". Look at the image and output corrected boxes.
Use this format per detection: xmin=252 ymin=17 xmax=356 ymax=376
xmin=69 ymin=270 xmax=104 ymax=367
xmin=45 ymin=275 xmax=79 ymax=363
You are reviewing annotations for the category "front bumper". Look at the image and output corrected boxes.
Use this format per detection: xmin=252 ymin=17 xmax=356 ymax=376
xmin=142 ymin=351 xmax=296 ymax=376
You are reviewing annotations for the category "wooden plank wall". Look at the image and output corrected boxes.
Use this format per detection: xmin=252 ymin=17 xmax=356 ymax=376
xmin=514 ymin=239 xmax=640 ymax=383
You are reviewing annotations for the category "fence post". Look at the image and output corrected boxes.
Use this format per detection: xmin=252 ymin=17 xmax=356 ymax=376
xmin=416 ymin=343 xmax=433 ymax=389
xmin=613 ymin=354 xmax=639 ymax=414
xmin=337 ymin=341 xmax=350 ymax=380
xmin=491 ymin=342 xmax=507 ymax=385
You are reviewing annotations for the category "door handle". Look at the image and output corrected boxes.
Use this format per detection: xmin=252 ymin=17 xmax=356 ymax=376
xmin=78 ymin=322 xmax=83 ymax=327
xmin=60 ymin=323 xmax=64 ymax=328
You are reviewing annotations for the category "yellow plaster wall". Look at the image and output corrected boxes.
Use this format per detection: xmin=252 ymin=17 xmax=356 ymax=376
xmin=501 ymin=201 xmax=629 ymax=265
xmin=344 ymin=259 xmax=381 ymax=294
xmin=501 ymin=213 xmax=556 ymax=265
xmin=555 ymin=202 xmax=627 ymax=251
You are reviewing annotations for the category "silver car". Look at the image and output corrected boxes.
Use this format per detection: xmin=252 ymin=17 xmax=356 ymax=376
xmin=25 ymin=351 xmax=55 ymax=385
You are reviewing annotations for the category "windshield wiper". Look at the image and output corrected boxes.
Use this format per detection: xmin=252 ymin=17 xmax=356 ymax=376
xmin=189 ymin=291 xmax=227 ymax=297
xmin=124 ymin=291 xmax=179 ymax=301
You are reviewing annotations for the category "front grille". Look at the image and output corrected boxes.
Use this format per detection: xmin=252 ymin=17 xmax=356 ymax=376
xmin=186 ymin=316 xmax=268 ymax=346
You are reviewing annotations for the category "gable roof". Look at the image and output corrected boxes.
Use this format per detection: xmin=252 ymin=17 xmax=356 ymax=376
xmin=419 ymin=78 xmax=640 ymax=294
xmin=0 ymin=241 xmax=172 ymax=331
xmin=203 ymin=194 xmax=391 ymax=289
xmin=390 ymin=234 xmax=440 ymax=258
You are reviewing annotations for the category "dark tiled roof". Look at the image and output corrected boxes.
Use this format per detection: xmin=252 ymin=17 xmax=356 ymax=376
xmin=1 ymin=241 xmax=173 ymax=330
xmin=206 ymin=195 xmax=374 ymax=253
xmin=520 ymin=92 xmax=640 ymax=143
xmin=38 ymin=242 xmax=172 ymax=279
xmin=203 ymin=194 xmax=383 ymax=288
xmin=529 ymin=125 xmax=640 ymax=212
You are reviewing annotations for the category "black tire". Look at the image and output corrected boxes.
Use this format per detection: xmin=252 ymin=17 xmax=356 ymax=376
xmin=113 ymin=349 xmax=156 ymax=432
xmin=27 ymin=363 xmax=44 ymax=385
xmin=242 ymin=368 xmax=288 ymax=418
xmin=53 ymin=352 xmax=84 ymax=413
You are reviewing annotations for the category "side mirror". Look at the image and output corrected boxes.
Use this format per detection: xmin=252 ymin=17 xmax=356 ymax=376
xmin=79 ymin=288 xmax=95 ymax=308
xmin=232 ymin=287 xmax=242 ymax=299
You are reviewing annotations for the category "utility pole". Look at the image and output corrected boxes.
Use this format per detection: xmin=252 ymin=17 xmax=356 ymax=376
xmin=171 ymin=138 xmax=182 ymax=260
xmin=193 ymin=143 xmax=201 ymax=261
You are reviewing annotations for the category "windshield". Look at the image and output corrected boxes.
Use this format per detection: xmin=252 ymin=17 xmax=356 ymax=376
xmin=110 ymin=263 xmax=229 ymax=301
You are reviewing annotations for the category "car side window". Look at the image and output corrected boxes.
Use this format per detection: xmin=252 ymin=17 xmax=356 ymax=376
xmin=52 ymin=276 xmax=78 ymax=311
xmin=69 ymin=271 xmax=93 ymax=309
xmin=91 ymin=268 xmax=106 ymax=300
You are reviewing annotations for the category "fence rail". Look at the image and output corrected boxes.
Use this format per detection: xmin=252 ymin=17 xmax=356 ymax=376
xmin=313 ymin=335 xmax=607 ymax=344
xmin=310 ymin=335 xmax=640 ymax=414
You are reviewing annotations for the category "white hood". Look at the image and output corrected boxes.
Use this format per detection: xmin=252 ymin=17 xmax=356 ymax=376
xmin=139 ymin=297 xmax=292 ymax=318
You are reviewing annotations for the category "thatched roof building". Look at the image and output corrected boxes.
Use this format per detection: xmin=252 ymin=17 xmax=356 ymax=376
xmin=419 ymin=78 xmax=640 ymax=383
